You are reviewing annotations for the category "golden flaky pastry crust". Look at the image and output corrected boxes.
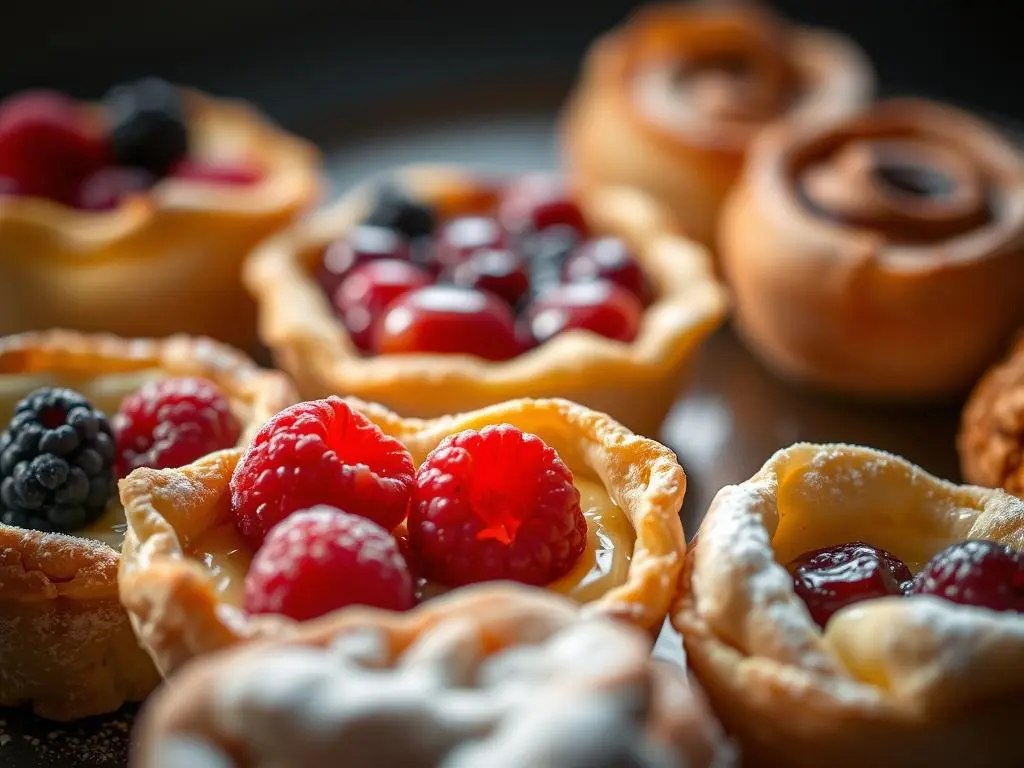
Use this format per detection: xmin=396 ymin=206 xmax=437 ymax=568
xmin=561 ymin=1 xmax=873 ymax=248
xmin=0 ymin=89 xmax=321 ymax=349
xmin=0 ymin=330 xmax=297 ymax=720
xmin=119 ymin=397 xmax=687 ymax=677
xmin=672 ymin=442 xmax=1024 ymax=767
xmin=132 ymin=585 xmax=735 ymax=768
xmin=243 ymin=164 xmax=726 ymax=437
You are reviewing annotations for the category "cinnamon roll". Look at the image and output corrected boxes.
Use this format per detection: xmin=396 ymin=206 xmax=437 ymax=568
xmin=719 ymin=98 xmax=1024 ymax=400
xmin=561 ymin=0 xmax=874 ymax=249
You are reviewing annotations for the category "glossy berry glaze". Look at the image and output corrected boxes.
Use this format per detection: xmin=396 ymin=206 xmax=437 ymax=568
xmin=314 ymin=174 xmax=654 ymax=360
xmin=909 ymin=540 xmax=1024 ymax=612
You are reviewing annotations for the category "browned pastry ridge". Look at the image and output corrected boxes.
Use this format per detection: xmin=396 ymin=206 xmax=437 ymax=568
xmin=562 ymin=0 xmax=874 ymax=249
xmin=719 ymin=98 xmax=1024 ymax=400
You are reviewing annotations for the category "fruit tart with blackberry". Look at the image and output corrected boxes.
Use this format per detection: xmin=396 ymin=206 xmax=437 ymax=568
xmin=0 ymin=79 xmax=320 ymax=348
xmin=0 ymin=330 xmax=295 ymax=719
xmin=118 ymin=395 xmax=686 ymax=676
xmin=244 ymin=164 xmax=726 ymax=437
xmin=673 ymin=442 xmax=1024 ymax=766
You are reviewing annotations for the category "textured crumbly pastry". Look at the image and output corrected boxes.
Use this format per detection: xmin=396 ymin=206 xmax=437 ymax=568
xmin=0 ymin=330 xmax=296 ymax=720
xmin=719 ymin=98 xmax=1024 ymax=400
xmin=243 ymin=164 xmax=726 ymax=437
xmin=0 ymin=89 xmax=321 ymax=349
xmin=119 ymin=397 xmax=687 ymax=676
xmin=673 ymin=442 xmax=1024 ymax=767
xmin=561 ymin=0 xmax=874 ymax=249
xmin=132 ymin=585 xmax=735 ymax=768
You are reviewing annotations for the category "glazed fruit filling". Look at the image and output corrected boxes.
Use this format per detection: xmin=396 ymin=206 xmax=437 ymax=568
xmin=787 ymin=538 xmax=1024 ymax=626
xmin=0 ymin=379 xmax=241 ymax=535
xmin=315 ymin=176 xmax=651 ymax=359
xmin=228 ymin=397 xmax=631 ymax=622
xmin=0 ymin=78 xmax=261 ymax=210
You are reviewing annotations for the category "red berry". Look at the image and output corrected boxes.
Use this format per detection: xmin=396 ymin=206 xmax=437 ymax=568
xmin=169 ymin=158 xmax=262 ymax=185
xmin=0 ymin=91 xmax=108 ymax=204
xmin=374 ymin=286 xmax=521 ymax=360
xmin=244 ymin=506 xmax=415 ymax=621
xmin=332 ymin=259 xmax=432 ymax=352
xmin=113 ymin=377 xmax=241 ymax=477
xmin=75 ymin=166 xmax=154 ymax=211
xmin=435 ymin=216 xmax=506 ymax=268
xmin=449 ymin=247 xmax=530 ymax=307
xmin=498 ymin=175 xmax=587 ymax=236
xmin=0 ymin=177 xmax=22 ymax=197
xmin=229 ymin=397 xmax=414 ymax=547
xmin=910 ymin=540 xmax=1024 ymax=612
xmin=407 ymin=424 xmax=587 ymax=587
xmin=521 ymin=280 xmax=643 ymax=345
xmin=788 ymin=542 xmax=912 ymax=627
xmin=564 ymin=237 xmax=650 ymax=305
xmin=316 ymin=225 xmax=411 ymax=297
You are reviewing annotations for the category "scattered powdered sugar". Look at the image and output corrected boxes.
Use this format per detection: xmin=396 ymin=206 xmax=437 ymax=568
xmin=0 ymin=708 xmax=134 ymax=766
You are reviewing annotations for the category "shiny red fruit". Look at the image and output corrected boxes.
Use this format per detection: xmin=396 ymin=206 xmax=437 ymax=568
xmin=564 ymin=237 xmax=651 ymax=305
xmin=333 ymin=259 xmax=432 ymax=352
xmin=521 ymin=280 xmax=643 ymax=345
xmin=75 ymin=166 xmax=154 ymax=211
xmin=498 ymin=174 xmax=587 ymax=236
xmin=169 ymin=158 xmax=262 ymax=185
xmin=435 ymin=216 xmax=505 ymax=268
xmin=374 ymin=286 xmax=521 ymax=360
xmin=317 ymin=225 xmax=412 ymax=297
xmin=449 ymin=247 xmax=530 ymax=307
xmin=910 ymin=540 xmax=1024 ymax=612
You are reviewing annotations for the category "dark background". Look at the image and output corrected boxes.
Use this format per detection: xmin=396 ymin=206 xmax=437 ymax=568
xmin=4 ymin=0 xmax=1023 ymax=134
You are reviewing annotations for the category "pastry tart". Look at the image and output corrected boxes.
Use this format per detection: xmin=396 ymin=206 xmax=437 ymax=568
xmin=719 ymin=98 xmax=1024 ymax=400
xmin=0 ymin=82 xmax=321 ymax=349
xmin=0 ymin=330 xmax=296 ymax=719
xmin=561 ymin=0 xmax=874 ymax=249
xmin=243 ymin=164 xmax=726 ymax=437
xmin=132 ymin=585 xmax=733 ymax=768
xmin=673 ymin=442 xmax=1024 ymax=767
xmin=118 ymin=396 xmax=687 ymax=677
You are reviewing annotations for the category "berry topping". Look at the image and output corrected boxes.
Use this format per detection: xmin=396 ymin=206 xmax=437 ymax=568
xmin=244 ymin=506 xmax=414 ymax=621
xmin=498 ymin=175 xmax=588 ymax=236
xmin=522 ymin=225 xmax=582 ymax=300
xmin=317 ymin=225 xmax=412 ymax=296
xmin=787 ymin=542 xmax=912 ymax=627
xmin=75 ymin=166 xmax=154 ymax=211
xmin=104 ymin=78 xmax=188 ymax=177
xmin=522 ymin=281 xmax=643 ymax=345
xmin=435 ymin=216 xmax=505 ymax=268
xmin=112 ymin=377 xmax=242 ymax=476
xmin=333 ymin=260 xmax=433 ymax=352
xmin=364 ymin=184 xmax=436 ymax=239
xmin=407 ymin=424 xmax=586 ymax=587
xmin=450 ymin=247 xmax=530 ymax=307
xmin=909 ymin=540 xmax=1024 ymax=612
xmin=564 ymin=237 xmax=651 ymax=305
xmin=374 ymin=286 xmax=521 ymax=360
xmin=0 ymin=387 xmax=116 ymax=533
xmin=0 ymin=91 xmax=108 ymax=204
xmin=168 ymin=159 xmax=262 ymax=186
xmin=229 ymin=397 xmax=414 ymax=547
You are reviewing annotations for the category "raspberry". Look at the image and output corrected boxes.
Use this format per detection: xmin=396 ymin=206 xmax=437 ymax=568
xmin=112 ymin=377 xmax=242 ymax=477
xmin=909 ymin=540 xmax=1024 ymax=612
xmin=244 ymin=506 xmax=415 ymax=621
xmin=406 ymin=424 xmax=586 ymax=587
xmin=229 ymin=397 xmax=414 ymax=547
xmin=0 ymin=91 xmax=109 ymax=204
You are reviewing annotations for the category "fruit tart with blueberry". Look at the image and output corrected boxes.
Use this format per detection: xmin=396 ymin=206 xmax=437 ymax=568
xmin=0 ymin=79 xmax=320 ymax=347
xmin=673 ymin=442 xmax=1024 ymax=767
xmin=244 ymin=164 xmax=726 ymax=437
xmin=0 ymin=330 xmax=295 ymax=720
xmin=132 ymin=585 xmax=733 ymax=768
xmin=118 ymin=395 xmax=686 ymax=676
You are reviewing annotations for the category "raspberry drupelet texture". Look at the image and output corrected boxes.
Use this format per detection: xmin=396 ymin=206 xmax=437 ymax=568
xmin=229 ymin=397 xmax=415 ymax=547
xmin=244 ymin=506 xmax=415 ymax=621
xmin=406 ymin=424 xmax=587 ymax=587
xmin=113 ymin=377 xmax=242 ymax=476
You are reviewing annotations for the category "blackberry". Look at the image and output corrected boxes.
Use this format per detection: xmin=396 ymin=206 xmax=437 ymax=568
xmin=104 ymin=77 xmax=189 ymax=177
xmin=364 ymin=184 xmax=436 ymax=239
xmin=0 ymin=387 xmax=117 ymax=533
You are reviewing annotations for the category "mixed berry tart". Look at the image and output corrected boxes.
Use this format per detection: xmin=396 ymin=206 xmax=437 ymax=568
xmin=132 ymin=585 xmax=733 ymax=768
xmin=0 ymin=330 xmax=295 ymax=720
xmin=244 ymin=164 xmax=726 ymax=437
xmin=118 ymin=395 xmax=686 ymax=676
xmin=673 ymin=442 xmax=1024 ymax=766
xmin=0 ymin=80 xmax=320 ymax=348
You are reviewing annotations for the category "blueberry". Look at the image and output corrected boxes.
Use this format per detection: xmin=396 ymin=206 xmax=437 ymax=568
xmin=104 ymin=77 xmax=189 ymax=177
xmin=364 ymin=184 xmax=436 ymax=239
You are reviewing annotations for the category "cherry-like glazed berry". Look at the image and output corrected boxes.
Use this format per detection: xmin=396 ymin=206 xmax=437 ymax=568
xmin=564 ymin=237 xmax=651 ymax=305
xmin=909 ymin=540 xmax=1024 ymax=612
xmin=435 ymin=216 xmax=505 ymax=268
xmin=788 ymin=541 xmax=913 ymax=627
xmin=333 ymin=259 xmax=432 ymax=352
xmin=449 ymin=248 xmax=530 ymax=307
xmin=521 ymin=280 xmax=643 ymax=345
xmin=374 ymin=286 xmax=521 ymax=360
xmin=75 ymin=167 xmax=154 ymax=211
xmin=317 ymin=225 xmax=412 ymax=297
xmin=498 ymin=174 xmax=587 ymax=236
